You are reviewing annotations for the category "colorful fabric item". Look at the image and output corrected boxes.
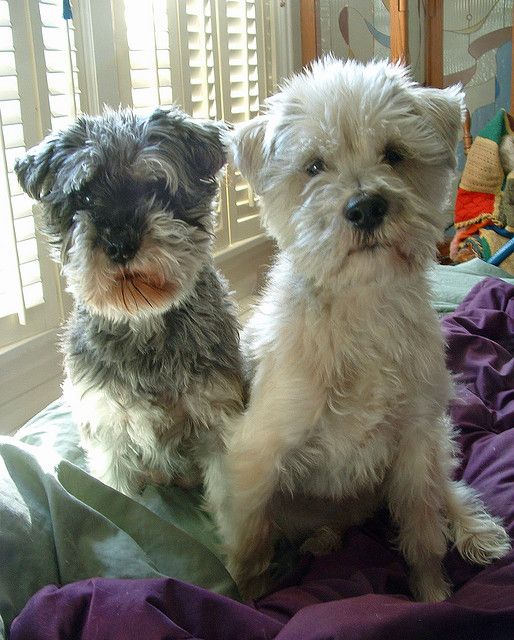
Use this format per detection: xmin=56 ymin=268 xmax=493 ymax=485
xmin=450 ymin=110 xmax=514 ymax=269
xmin=464 ymin=225 xmax=514 ymax=273
xmin=454 ymin=189 xmax=497 ymax=227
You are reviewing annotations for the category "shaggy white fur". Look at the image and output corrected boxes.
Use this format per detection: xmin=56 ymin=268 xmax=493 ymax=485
xmin=212 ymin=58 xmax=511 ymax=603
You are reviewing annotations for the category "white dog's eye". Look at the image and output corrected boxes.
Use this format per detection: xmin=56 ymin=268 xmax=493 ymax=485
xmin=383 ymin=146 xmax=404 ymax=166
xmin=305 ymin=159 xmax=326 ymax=177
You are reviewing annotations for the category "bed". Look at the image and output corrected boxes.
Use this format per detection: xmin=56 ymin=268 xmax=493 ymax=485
xmin=1 ymin=258 xmax=514 ymax=640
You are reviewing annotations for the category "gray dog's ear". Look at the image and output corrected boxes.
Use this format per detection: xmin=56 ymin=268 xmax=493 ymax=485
xmin=413 ymin=84 xmax=465 ymax=167
xmin=147 ymin=109 xmax=228 ymax=179
xmin=14 ymin=134 xmax=59 ymax=201
xmin=229 ymin=115 xmax=268 ymax=193
xmin=15 ymin=117 xmax=94 ymax=199
xmin=188 ymin=119 xmax=229 ymax=177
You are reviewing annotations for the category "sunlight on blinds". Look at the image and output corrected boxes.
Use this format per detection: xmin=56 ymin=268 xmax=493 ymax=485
xmin=180 ymin=0 xmax=227 ymax=246
xmin=185 ymin=0 xmax=218 ymax=119
xmin=124 ymin=0 xmax=173 ymax=112
xmin=0 ymin=0 xmax=81 ymax=327
xmin=218 ymin=0 xmax=269 ymax=243
xmin=224 ymin=0 xmax=261 ymax=122
xmin=39 ymin=0 xmax=81 ymax=130
xmin=0 ymin=0 xmax=42 ymax=323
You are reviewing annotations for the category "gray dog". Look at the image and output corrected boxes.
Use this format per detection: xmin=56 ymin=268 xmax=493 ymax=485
xmin=15 ymin=107 xmax=245 ymax=496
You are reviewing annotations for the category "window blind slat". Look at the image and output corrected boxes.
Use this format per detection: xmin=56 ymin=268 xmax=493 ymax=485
xmin=0 ymin=96 xmax=26 ymax=323
xmin=38 ymin=0 xmax=81 ymax=130
xmin=0 ymin=0 xmax=83 ymax=327
xmin=216 ymin=0 xmax=269 ymax=243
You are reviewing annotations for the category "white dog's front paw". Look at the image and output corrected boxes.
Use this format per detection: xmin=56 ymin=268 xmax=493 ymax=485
xmin=454 ymin=516 xmax=511 ymax=565
xmin=300 ymin=526 xmax=341 ymax=556
xmin=234 ymin=568 xmax=273 ymax=601
xmin=410 ymin=567 xmax=451 ymax=603
xmin=227 ymin=537 xmax=275 ymax=600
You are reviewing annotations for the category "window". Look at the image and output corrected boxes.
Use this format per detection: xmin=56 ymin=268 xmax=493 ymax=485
xmin=0 ymin=0 xmax=299 ymax=431
xmin=0 ymin=0 xmax=298 ymax=352
xmin=0 ymin=0 xmax=73 ymax=349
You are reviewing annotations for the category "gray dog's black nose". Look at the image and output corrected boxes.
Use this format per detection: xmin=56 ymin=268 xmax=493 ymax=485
xmin=104 ymin=237 xmax=139 ymax=264
xmin=344 ymin=194 xmax=389 ymax=231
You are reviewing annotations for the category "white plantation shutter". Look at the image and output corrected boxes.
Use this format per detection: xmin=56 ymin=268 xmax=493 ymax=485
xmin=115 ymin=0 xmax=174 ymax=112
xmin=0 ymin=0 xmax=80 ymax=347
xmin=113 ymin=0 xmax=277 ymax=251
xmin=38 ymin=0 xmax=81 ymax=130
xmin=180 ymin=0 xmax=230 ymax=249
xmin=217 ymin=0 xmax=270 ymax=244
xmin=178 ymin=0 xmax=234 ymax=250
xmin=0 ymin=0 xmax=42 ymax=325
xmin=181 ymin=0 xmax=219 ymax=119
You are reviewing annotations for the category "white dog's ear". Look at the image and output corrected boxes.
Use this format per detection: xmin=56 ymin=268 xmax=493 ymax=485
xmin=228 ymin=115 xmax=269 ymax=193
xmin=413 ymin=84 xmax=465 ymax=166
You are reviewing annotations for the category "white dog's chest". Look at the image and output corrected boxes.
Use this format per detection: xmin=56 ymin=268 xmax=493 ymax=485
xmin=286 ymin=401 xmax=397 ymax=500
xmin=252 ymin=270 xmax=448 ymax=504
xmin=284 ymin=338 xmax=406 ymax=500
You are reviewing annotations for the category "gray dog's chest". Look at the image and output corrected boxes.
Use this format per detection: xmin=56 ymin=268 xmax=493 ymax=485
xmin=67 ymin=318 xmax=200 ymax=397
xmin=65 ymin=266 xmax=241 ymax=400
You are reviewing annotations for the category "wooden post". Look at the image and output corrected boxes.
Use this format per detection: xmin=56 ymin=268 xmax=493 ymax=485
xmin=390 ymin=0 xmax=409 ymax=64
xmin=425 ymin=0 xmax=444 ymax=87
xmin=300 ymin=0 xmax=318 ymax=66
xmin=463 ymin=108 xmax=472 ymax=154
xmin=511 ymin=4 xmax=514 ymax=109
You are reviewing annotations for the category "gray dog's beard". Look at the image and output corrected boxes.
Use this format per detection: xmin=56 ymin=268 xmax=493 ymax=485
xmin=63 ymin=207 xmax=213 ymax=322
xmin=64 ymin=264 xmax=243 ymax=403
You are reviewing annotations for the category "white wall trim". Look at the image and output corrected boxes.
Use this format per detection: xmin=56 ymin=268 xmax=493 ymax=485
xmin=0 ymin=328 xmax=63 ymax=434
xmin=216 ymin=236 xmax=274 ymax=306
xmin=271 ymin=0 xmax=303 ymax=85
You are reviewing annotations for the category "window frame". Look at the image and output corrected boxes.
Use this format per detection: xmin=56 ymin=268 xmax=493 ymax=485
xmin=0 ymin=0 xmax=300 ymax=433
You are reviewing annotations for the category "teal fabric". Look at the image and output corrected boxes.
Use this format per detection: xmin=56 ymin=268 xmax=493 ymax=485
xmin=429 ymin=258 xmax=514 ymax=315
xmin=2 ymin=259 xmax=514 ymax=638
xmin=0 ymin=403 xmax=238 ymax=639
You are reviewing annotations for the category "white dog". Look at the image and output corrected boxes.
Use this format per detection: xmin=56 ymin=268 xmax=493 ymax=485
xmin=214 ymin=58 xmax=510 ymax=602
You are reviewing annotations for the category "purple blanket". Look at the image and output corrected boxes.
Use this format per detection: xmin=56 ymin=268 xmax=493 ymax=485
xmin=11 ymin=278 xmax=514 ymax=640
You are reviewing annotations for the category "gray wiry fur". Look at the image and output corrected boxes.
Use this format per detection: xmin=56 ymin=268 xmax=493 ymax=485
xmin=15 ymin=106 xmax=245 ymax=496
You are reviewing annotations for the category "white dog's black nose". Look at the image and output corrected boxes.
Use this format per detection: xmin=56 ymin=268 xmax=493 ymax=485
xmin=344 ymin=194 xmax=388 ymax=231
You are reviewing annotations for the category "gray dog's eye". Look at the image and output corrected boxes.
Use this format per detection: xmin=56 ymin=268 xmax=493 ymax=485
xmin=383 ymin=145 xmax=404 ymax=166
xmin=305 ymin=158 xmax=326 ymax=177
xmin=75 ymin=191 xmax=93 ymax=209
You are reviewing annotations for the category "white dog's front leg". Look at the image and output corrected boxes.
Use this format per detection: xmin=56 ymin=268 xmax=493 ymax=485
xmin=386 ymin=418 xmax=453 ymax=602
xmin=222 ymin=356 xmax=325 ymax=599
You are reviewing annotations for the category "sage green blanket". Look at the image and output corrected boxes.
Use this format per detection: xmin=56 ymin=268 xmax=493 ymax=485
xmin=428 ymin=258 xmax=514 ymax=314
xmin=0 ymin=401 xmax=238 ymax=638
xmin=1 ymin=259 xmax=514 ymax=639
